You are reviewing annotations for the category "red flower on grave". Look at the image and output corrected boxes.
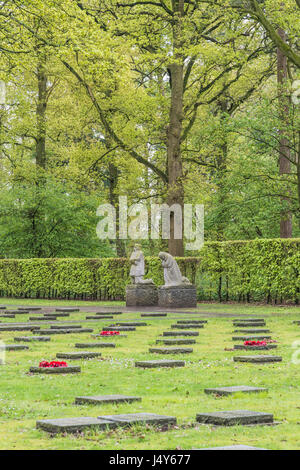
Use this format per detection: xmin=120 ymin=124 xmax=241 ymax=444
xmin=39 ymin=361 xmax=68 ymax=368
xmin=244 ymin=340 xmax=267 ymax=347
xmin=100 ymin=331 xmax=120 ymax=336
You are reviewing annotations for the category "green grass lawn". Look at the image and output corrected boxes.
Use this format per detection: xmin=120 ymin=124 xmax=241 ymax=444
xmin=0 ymin=301 xmax=300 ymax=450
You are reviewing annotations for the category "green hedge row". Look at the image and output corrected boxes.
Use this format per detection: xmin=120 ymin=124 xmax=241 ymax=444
xmin=0 ymin=239 xmax=299 ymax=303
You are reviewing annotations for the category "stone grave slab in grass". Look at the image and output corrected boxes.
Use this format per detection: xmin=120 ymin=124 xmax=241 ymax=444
xmin=196 ymin=410 xmax=273 ymax=426
xmin=163 ymin=331 xmax=199 ymax=337
xmin=234 ymin=329 xmax=270 ymax=334
xmin=233 ymin=318 xmax=265 ymax=322
xmin=75 ymin=395 xmax=142 ymax=405
xmin=29 ymin=317 xmax=56 ymax=321
xmin=171 ymin=324 xmax=204 ymax=329
xmin=86 ymin=316 xmax=114 ymax=320
xmin=135 ymin=360 xmax=185 ymax=368
xmin=0 ymin=306 xmax=6 ymax=310
xmin=0 ymin=325 xmax=40 ymax=332
xmin=75 ymin=342 xmax=115 ymax=349
xmin=5 ymin=310 xmax=29 ymax=315
xmin=56 ymin=352 xmax=102 ymax=360
xmin=44 ymin=313 xmax=70 ymax=318
xmin=102 ymin=327 xmax=136 ymax=332
xmin=97 ymin=413 xmax=176 ymax=427
xmin=36 ymin=417 xmax=115 ymax=434
xmin=232 ymin=335 xmax=272 ymax=341
xmin=156 ymin=339 xmax=196 ymax=345
xmin=233 ymin=355 xmax=282 ymax=364
xmin=234 ymin=344 xmax=277 ymax=351
xmin=50 ymin=325 xmax=82 ymax=330
xmin=112 ymin=322 xmax=147 ymax=327
xmin=141 ymin=313 xmax=167 ymax=317
xmin=56 ymin=308 xmax=80 ymax=313
xmin=0 ymin=344 xmax=29 ymax=351
xmin=38 ymin=328 xmax=93 ymax=335
xmin=30 ymin=366 xmax=81 ymax=374
xmin=233 ymin=322 xmax=266 ymax=327
xmin=149 ymin=347 xmax=193 ymax=354
xmin=0 ymin=314 xmax=15 ymax=318
xmin=204 ymin=386 xmax=268 ymax=396
xmin=93 ymin=334 xmax=127 ymax=338
xmin=14 ymin=336 xmax=51 ymax=342
xmin=199 ymin=445 xmax=267 ymax=450
xmin=177 ymin=320 xmax=207 ymax=324
xmin=18 ymin=307 xmax=41 ymax=311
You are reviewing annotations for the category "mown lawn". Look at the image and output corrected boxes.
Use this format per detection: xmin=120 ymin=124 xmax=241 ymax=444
xmin=0 ymin=300 xmax=299 ymax=450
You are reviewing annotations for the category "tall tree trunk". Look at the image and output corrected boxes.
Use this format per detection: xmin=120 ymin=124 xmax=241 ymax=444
xmin=108 ymin=162 xmax=126 ymax=257
xmin=36 ymin=55 xmax=47 ymax=171
xmin=277 ymin=28 xmax=292 ymax=238
xmin=167 ymin=0 xmax=185 ymax=256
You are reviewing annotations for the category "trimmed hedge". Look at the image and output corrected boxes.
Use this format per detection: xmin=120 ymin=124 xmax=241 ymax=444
xmin=0 ymin=239 xmax=299 ymax=303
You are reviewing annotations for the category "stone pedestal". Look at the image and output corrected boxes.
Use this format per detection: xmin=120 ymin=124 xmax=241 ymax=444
xmin=158 ymin=285 xmax=197 ymax=308
xmin=126 ymin=284 xmax=158 ymax=307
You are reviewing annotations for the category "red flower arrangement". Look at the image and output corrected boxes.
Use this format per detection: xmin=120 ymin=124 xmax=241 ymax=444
xmin=100 ymin=331 xmax=120 ymax=336
xmin=244 ymin=340 xmax=267 ymax=347
xmin=39 ymin=361 xmax=68 ymax=368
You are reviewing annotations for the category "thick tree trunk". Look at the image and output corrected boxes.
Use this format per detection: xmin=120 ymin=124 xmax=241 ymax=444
xmin=108 ymin=162 xmax=126 ymax=257
xmin=36 ymin=55 xmax=47 ymax=170
xmin=167 ymin=0 xmax=185 ymax=257
xmin=277 ymin=28 xmax=292 ymax=238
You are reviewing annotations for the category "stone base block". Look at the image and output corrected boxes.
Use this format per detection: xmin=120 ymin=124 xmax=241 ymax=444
xmin=158 ymin=285 xmax=197 ymax=308
xmin=126 ymin=284 xmax=158 ymax=307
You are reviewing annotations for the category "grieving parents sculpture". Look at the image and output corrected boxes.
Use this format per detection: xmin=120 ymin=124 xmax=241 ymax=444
xmin=159 ymin=252 xmax=191 ymax=287
xmin=158 ymin=252 xmax=196 ymax=308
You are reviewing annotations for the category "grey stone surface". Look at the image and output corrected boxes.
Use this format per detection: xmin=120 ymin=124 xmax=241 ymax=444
xmin=232 ymin=335 xmax=272 ymax=341
xmin=149 ymin=347 xmax=193 ymax=354
xmin=177 ymin=320 xmax=207 ymax=324
xmin=0 ymin=314 xmax=15 ymax=318
xmin=199 ymin=445 xmax=268 ymax=450
xmin=126 ymin=284 xmax=158 ymax=307
xmin=0 ymin=344 xmax=29 ymax=351
xmin=234 ymin=355 xmax=282 ymax=363
xmin=102 ymin=327 xmax=136 ymax=332
xmin=50 ymin=325 xmax=82 ymax=329
xmin=86 ymin=315 xmax=114 ymax=320
xmin=56 ymin=308 xmax=80 ymax=312
xmin=234 ymin=344 xmax=277 ymax=351
xmin=233 ymin=322 xmax=266 ymax=327
xmin=98 ymin=413 xmax=177 ymax=427
xmin=234 ymin=329 xmax=270 ymax=334
xmin=0 ymin=306 xmax=6 ymax=310
xmin=204 ymin=386 xmax=268 ymax=396
xmin=93 ymin=334 xmax=127 ymax=338
xmin=163 ymin=331 xmax=199 ymax=337
xmin=135 ymin=360 xmax=185 ymax=368
xmin=18 ymin=307 xmax=41 ymax=311
xmin=30 ymin=366 xmax=81 ymax=374
xmin=0 ymin=325 xmax=40 ymax=332
xmin=112 ymin=322 xmax=147 ymax=327
xmin=96 ymin=311 xmax=122 ymax=315
xmin=14 ymin=336 xmax=51 ymax=342
xmin=30 ymin=317 xmax=56 ymax=321
xmin=141 ymin=313 xmax=167 ymax=317
xmin=38 ymin=328 xmax=93 ymax=335
xmin=158 ymin=285 xmax=197 ymax=309
xmin=233 ymin=318 xmax=265 ymax=322
xmin=44 ymin=313 xmax=70 ymax=318
xmin=75 ymin=395 xmax=142 ymax=405
xmin=156 ymin=339 xmax=196 ymax=345
xmin=171 ymin=324 xmax=204 ymax=329
xmin=5 ymin=310 xmax=29 ymax=314
xmin=75 ymin=342 xmax=115 ymax=349
xmin=56 ymin=352 xmax=102 ymax=359
xmin=36 ymin=417 xmax=115 ymax=433
xmin=196 ymin=410 xmax=273 ymax=426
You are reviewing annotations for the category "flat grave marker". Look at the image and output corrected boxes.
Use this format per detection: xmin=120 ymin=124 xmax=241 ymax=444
xmin=55 ymin=308 xmax=80 ymax=313
xmin=149 ymin=347 xmax=193 ymax=354
xmin=30 ymin=366 xmax=81 ymax=374
xmin=102 ymin=327 xmax=136 ymax=332
xmin=171 ymin=324 xmax=204 ymax=329
xmin=234 ymin=355 xmax=282 ymax=364
xmin=204 ymin=386 xmax=268 ymax=396
xmin=177 ymin=320 xmax=207 ymax=324
xmin=232 ymin=335 xmax=272 ymax=341
xmin=50 ymin=325 xmax=82 ymax=330
xmin=38 ymin=328 xmax=93 ymax=335
xmin=234 ymin=329 xmax=270 ymax=334
xmin=75 ymin=342 xmax=116 ymax=349
xmin=0 ymin=344 xmax=29 ymax=351
xmin=156 ymin=338 xmax=196 ymax=345
xmin=97 ymin=413 xmax=176 ymax=427
xmin=0 ymin=325 xmax=40 ymax=332
xmin=86 ymin=316 xmax=114 ymax=320
xmin=163 ymin=331 xmax=199 ymax=337
xmin=141 ymin=313 xmax=167 ymax=317
xmin=111 ymin=322 xmax=147 ymax=327
xmin=196 ymin=410 xmax=274 ymax=426
xmin=44 ymin=313 xmax=70 ymax=318
xmin=234 ymin=344 xmax=277 ymax=351
xmin=14 ymin=336 xmax=51 ymax=342
xmin=56 ymin=352 xmax=102 ymax=360
xmin=135 ymin=360 xmax=185 ymax=368
xmin=75 ymin=395 xmax=141 ymax=405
